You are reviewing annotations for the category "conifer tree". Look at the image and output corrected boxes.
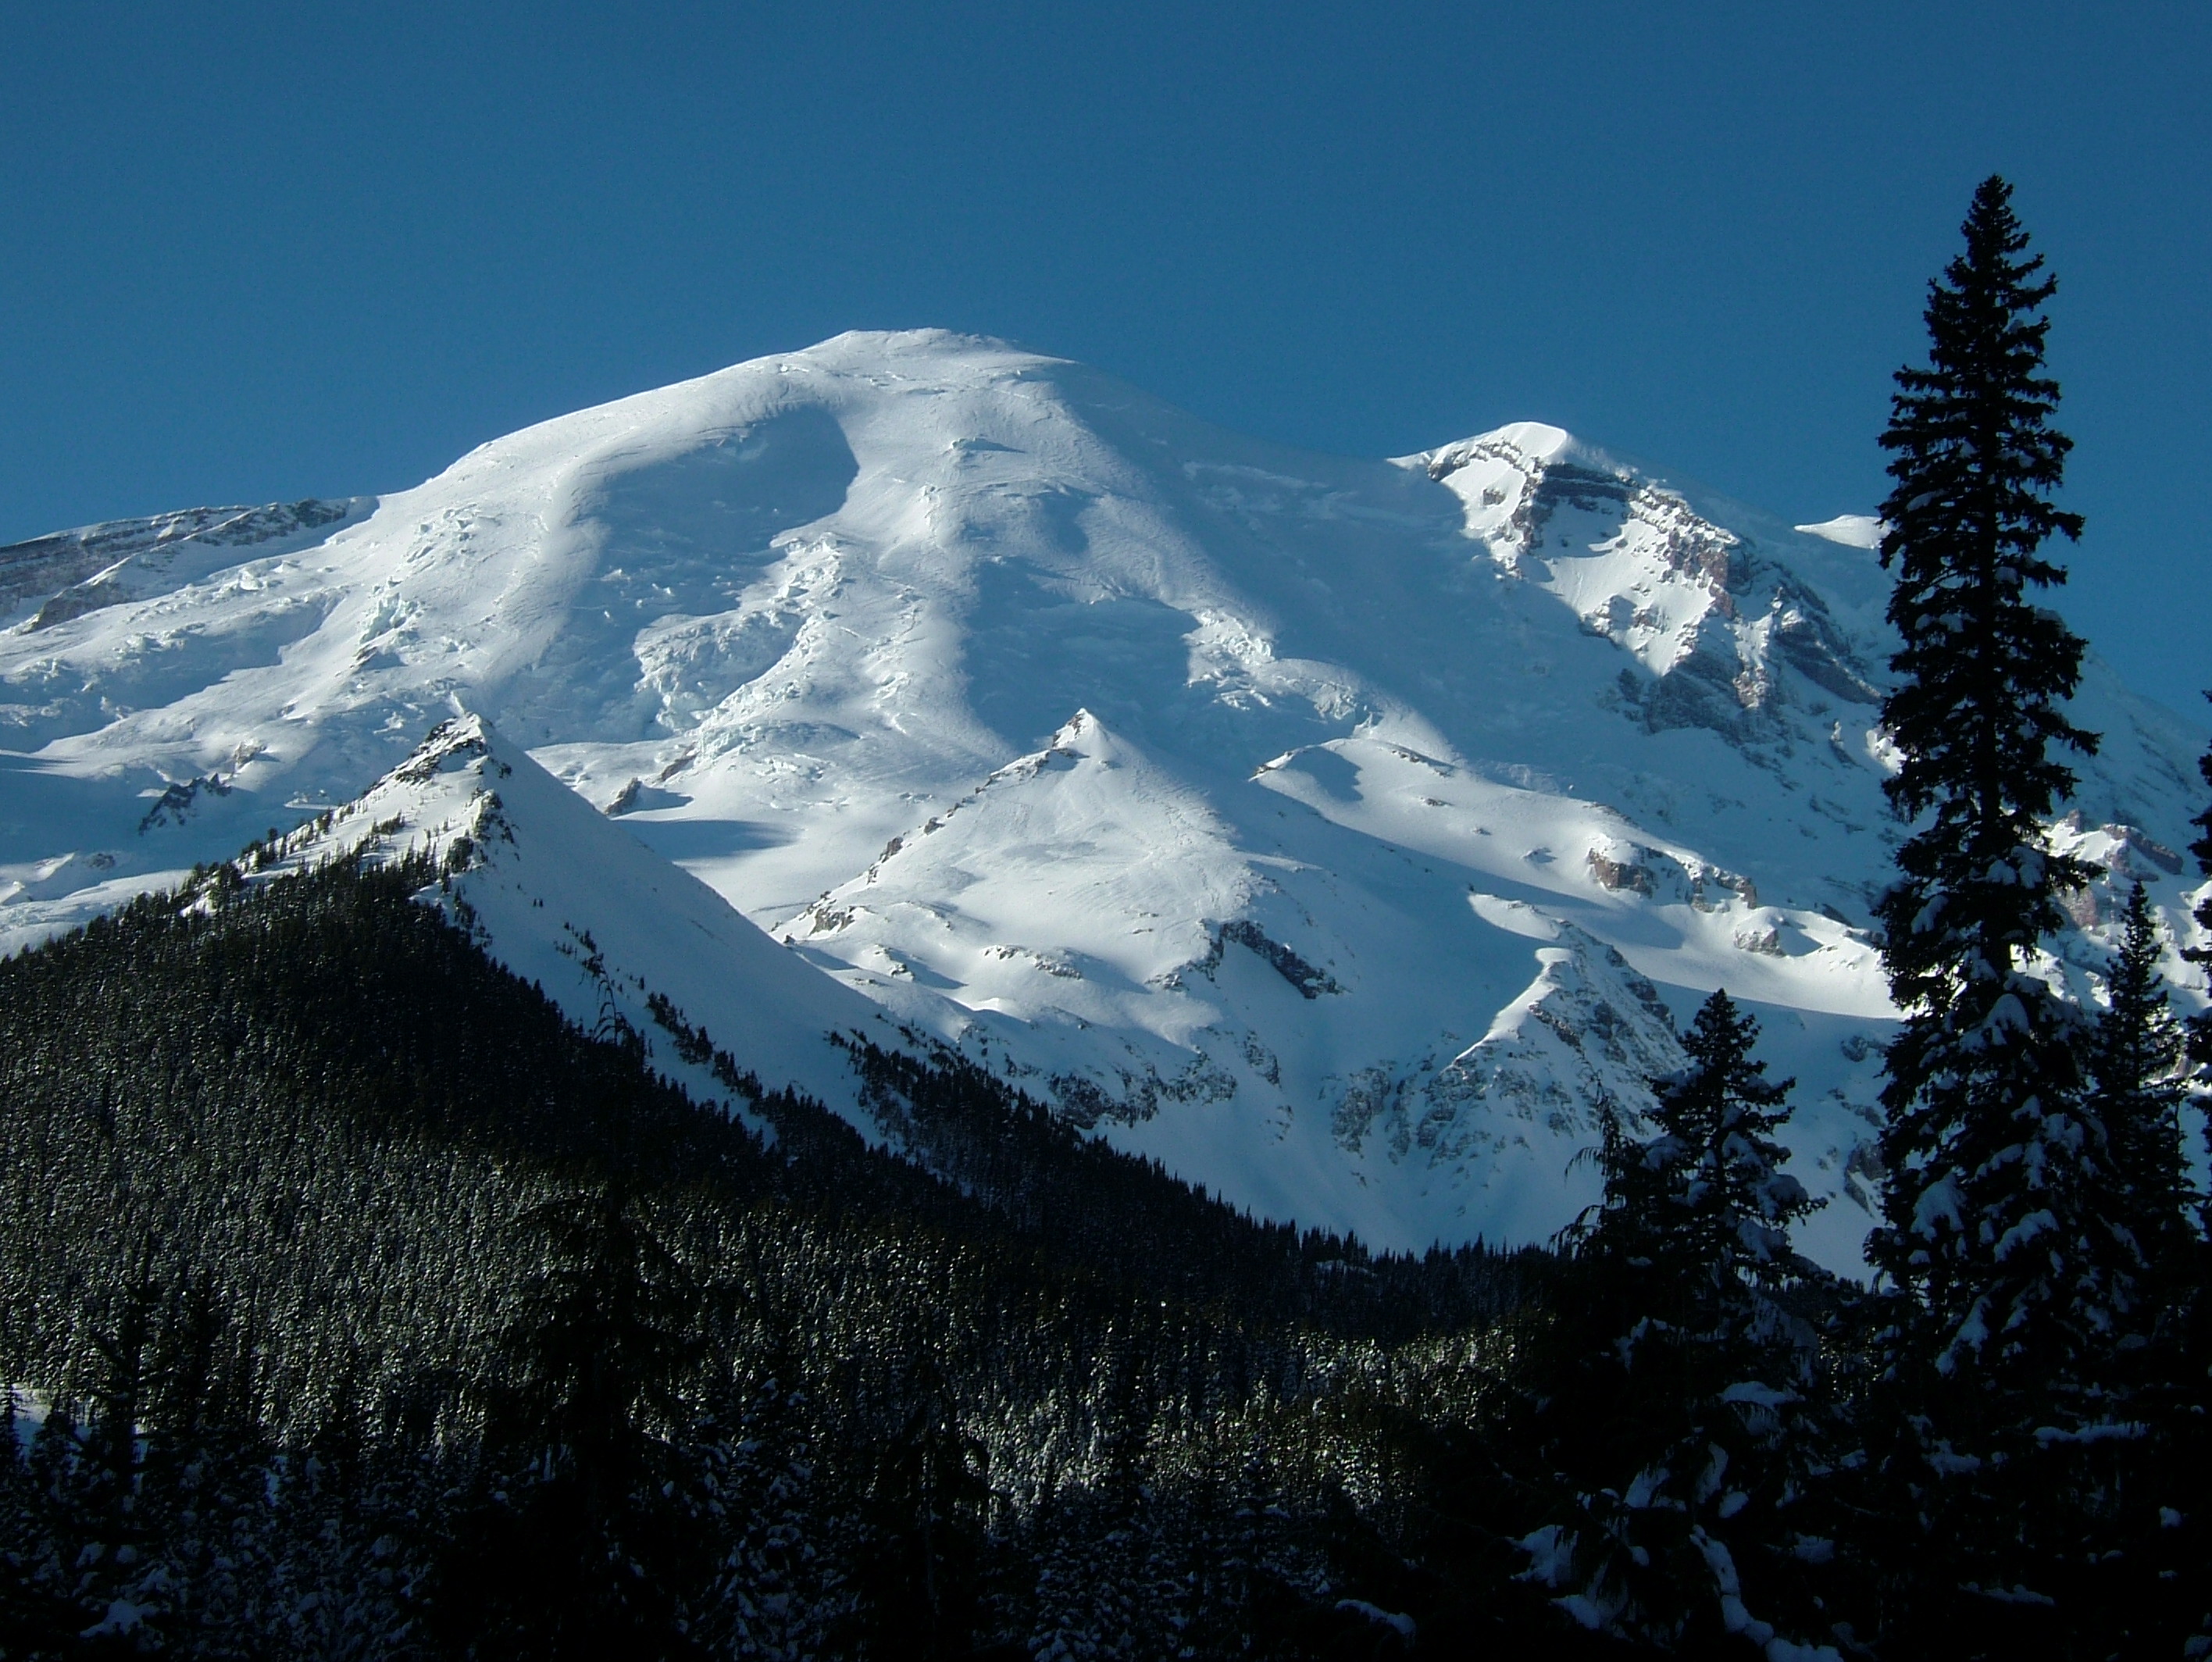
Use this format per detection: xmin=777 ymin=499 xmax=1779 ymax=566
xmin=1861 ymin=174 xmax=2165 ymax=1651
xmin=435 ymin=1186 xmax=705 ymax=1657
xmin=853 ymin=1361 xmax=990 ymax=1658
xmin=1584 ymin=990 xmax=1818 ymax=1314
xmin=689 ymin=1372 xmax=843 ymax=1660
xmin=1524 ymin=990 xmax=1832 ymax=1650
xmin=2160 ymin=733 xmax=2212 ymax=1660
xmin=2089 ymin=883 xmax=2191 ymax=1281
xmin=2077 ymin=879 xmax=2210 ymax=1649
xmin=1866 ymin=174 xmax=2119 ymax=1382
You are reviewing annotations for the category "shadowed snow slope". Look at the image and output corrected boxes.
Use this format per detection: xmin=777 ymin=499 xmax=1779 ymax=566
xmin=4 ymin=330 xmax=2204 ymax=1268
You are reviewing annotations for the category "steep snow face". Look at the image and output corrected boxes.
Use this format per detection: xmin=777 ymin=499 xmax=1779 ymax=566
xmin=3 ymin=329 xmax=2203 ymax=1266
xmin=242 ymin=715 xmax=899 ymax=1130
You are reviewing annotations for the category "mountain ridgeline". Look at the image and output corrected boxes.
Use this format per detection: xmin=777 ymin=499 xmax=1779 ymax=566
xmin=6 ymin=293 xmax=2207 ymax=1269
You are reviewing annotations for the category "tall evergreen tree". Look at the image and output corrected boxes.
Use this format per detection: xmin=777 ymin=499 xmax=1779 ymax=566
xmin=851 ymin=1361 xmax=990 ymax=1658
xmin=2078 ymin=879 xmax=2209 ymax=1650
xmin=2088 ymin=883 xmax=2192 ymax=1281
xmin=1867 ymin=173 xmax=2117 ymax=1382
xmin=1861 ymin=174 xmax=2164 ymax=1651
xmin=1523 ymin=990 xmax=1834 ymax=1651
xmin=433 ymin=1186 xmax=707 ymax=1658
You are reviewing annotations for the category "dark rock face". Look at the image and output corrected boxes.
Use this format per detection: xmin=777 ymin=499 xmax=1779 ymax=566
xmin=2 ymin=499 xmax=358 ymax=624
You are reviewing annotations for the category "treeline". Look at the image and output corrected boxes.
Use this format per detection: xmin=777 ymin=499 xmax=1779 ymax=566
xmin=0 ymin=852 xmax=1575 ymax=1658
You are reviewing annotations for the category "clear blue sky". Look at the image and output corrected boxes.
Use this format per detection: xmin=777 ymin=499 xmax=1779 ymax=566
xmin=4 ymin=2 xmax=2207 ymax=712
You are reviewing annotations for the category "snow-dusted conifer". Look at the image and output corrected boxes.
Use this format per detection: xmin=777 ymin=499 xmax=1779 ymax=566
xmin=2089 ymin=883 xmax=2192 ymax=1280
xmin=1585 ymin=989 xmax=1818 ymax=1311
xmin=1524 ymin=990 xmax=1834 ymax=1653
xmin=2149 ymin=736 xmax=2212 ymax=1659
xmin=1857 ymin=177 xmax=2189 ymax=1654
xmin=2076 ymin=879 xmax=2211 ymax=1648
xmin=1866 ymin=174 xmax=2124 ymax=1389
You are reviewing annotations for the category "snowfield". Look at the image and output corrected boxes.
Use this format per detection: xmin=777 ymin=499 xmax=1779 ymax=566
xmin=4 ymin=329 xmax=2203 ymax=1270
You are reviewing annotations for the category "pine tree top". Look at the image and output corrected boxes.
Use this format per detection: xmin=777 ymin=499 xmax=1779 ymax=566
xmin=1582 ymin=989 xmax=1816 ymax=1308
xmin=1879 ymin=175 xmax=2082 ymax=584
xmin=1864 ymin=179 xmax=2146 ymax=1416
xmin=1873 ymin=173 xmax=2097 ymax=1002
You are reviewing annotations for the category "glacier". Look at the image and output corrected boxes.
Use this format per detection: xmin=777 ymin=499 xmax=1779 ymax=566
xmin=4 ymin=327 xmax=2203 ymax=1271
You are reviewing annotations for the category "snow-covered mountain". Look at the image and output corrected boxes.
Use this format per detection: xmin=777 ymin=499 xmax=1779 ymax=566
xmin=244 ymin=713 xmax=899 ymax=1132
xmin=4 ymin=329 xmax=2203 ymax=1270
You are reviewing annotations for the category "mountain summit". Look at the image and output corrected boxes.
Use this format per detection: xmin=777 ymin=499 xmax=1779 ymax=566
xmin=3 ymin=329 xmax=2201 ymax=1265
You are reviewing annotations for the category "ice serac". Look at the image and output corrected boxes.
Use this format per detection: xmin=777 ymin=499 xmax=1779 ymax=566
xmin=3 ymin=329 xmax=2205 ymax=1268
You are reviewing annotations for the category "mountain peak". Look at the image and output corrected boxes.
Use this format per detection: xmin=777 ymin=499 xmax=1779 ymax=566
xmin=4 ymin=331 xmax=2203 ymax=1268
xmin=262 ymin=710 xmax=890 ymax=1124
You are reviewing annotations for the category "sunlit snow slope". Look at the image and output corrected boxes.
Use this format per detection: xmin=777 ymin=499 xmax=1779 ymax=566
xmin=240 ymin=714 xmax=900 ymax=1131
xmin=5 ymin=330 xmax=2203 ymax=1268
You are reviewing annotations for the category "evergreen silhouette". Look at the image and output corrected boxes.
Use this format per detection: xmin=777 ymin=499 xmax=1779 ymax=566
xmin=433 ymin=1186 xmax=708 ymax=1658
xmin=1579 ymin=990 xmax=1818 ymax=1309
xmin=2088 ymin=883 xmax=2192 ymax=1282
xmin=1522 ymin=990 xmax=1835 ymax=1653
xmin=1860 ymin=173 xmax=2182 ymax=1655
xmin=1868 ymin=173 xmax=2109 ymax=1377
xmin=2075 ymin=879 xmax=2210 ymax=1650
xmin=851 ymin=1363 xmax=990 ymax=1657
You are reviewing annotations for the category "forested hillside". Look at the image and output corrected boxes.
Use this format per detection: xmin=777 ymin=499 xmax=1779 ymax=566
xmin=2 ymin=729 xmax=2207 ymax=1660
xmin=0 ymin=854 xmax=1586 ymax=1658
